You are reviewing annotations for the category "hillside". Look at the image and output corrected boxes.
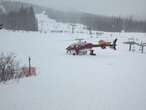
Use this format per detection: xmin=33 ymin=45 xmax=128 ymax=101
xmin=0 ymin=1 xmax=146 ymax=32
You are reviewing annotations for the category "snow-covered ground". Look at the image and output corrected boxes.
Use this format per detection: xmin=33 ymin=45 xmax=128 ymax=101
xmin=0 ymin=29 xmax=146 ymax=110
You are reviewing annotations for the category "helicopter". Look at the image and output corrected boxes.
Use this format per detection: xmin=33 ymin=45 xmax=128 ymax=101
xmin=66 ymin=38 xmax=117 ymax=55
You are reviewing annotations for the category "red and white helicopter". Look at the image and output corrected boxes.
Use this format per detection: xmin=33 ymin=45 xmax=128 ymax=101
xmin=66 ymin=38 xmax=117 ymax=55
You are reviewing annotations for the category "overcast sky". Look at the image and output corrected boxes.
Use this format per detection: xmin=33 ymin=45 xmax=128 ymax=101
xmin=5 ymin=0 xmax=146 ymax=19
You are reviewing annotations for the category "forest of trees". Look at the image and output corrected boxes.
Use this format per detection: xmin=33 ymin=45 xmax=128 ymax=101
xmin=81 ymin=15 xmax=146 ymax=32
xmin=0 ymin=6 xmax=38 ymax=31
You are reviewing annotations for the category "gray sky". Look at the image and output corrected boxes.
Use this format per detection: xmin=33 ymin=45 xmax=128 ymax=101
xmin=8 ymin=0 xmax=146 ymax=19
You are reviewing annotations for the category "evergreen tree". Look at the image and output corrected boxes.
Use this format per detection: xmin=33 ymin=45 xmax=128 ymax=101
xmin=0 ymin=4 xmax=38 ymax=31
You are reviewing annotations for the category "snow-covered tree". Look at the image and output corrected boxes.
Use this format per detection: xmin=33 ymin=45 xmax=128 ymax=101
xmin=0 ymin=53 xmax=21 ymax=82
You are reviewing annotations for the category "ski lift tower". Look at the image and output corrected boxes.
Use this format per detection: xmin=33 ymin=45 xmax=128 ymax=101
xmin=124 ymin=38 xmax=137 ymax=51
xmin=138 ymin=42 xmax=146 ymax=53
xmin=71 ymin=24 xmax=76 ymax=34
xmin=87 ymin=27 xmax=92 ymax=37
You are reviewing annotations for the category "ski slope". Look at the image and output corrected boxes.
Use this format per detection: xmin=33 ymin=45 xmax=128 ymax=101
xmin=36 ymin=12 xmax=88 ymax=34
xmin=0 ymin=29 xmax=146 ymax=110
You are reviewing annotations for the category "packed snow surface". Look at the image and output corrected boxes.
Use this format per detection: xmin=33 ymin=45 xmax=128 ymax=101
xmin=0 ymin=30 xmax=146 ymax=110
